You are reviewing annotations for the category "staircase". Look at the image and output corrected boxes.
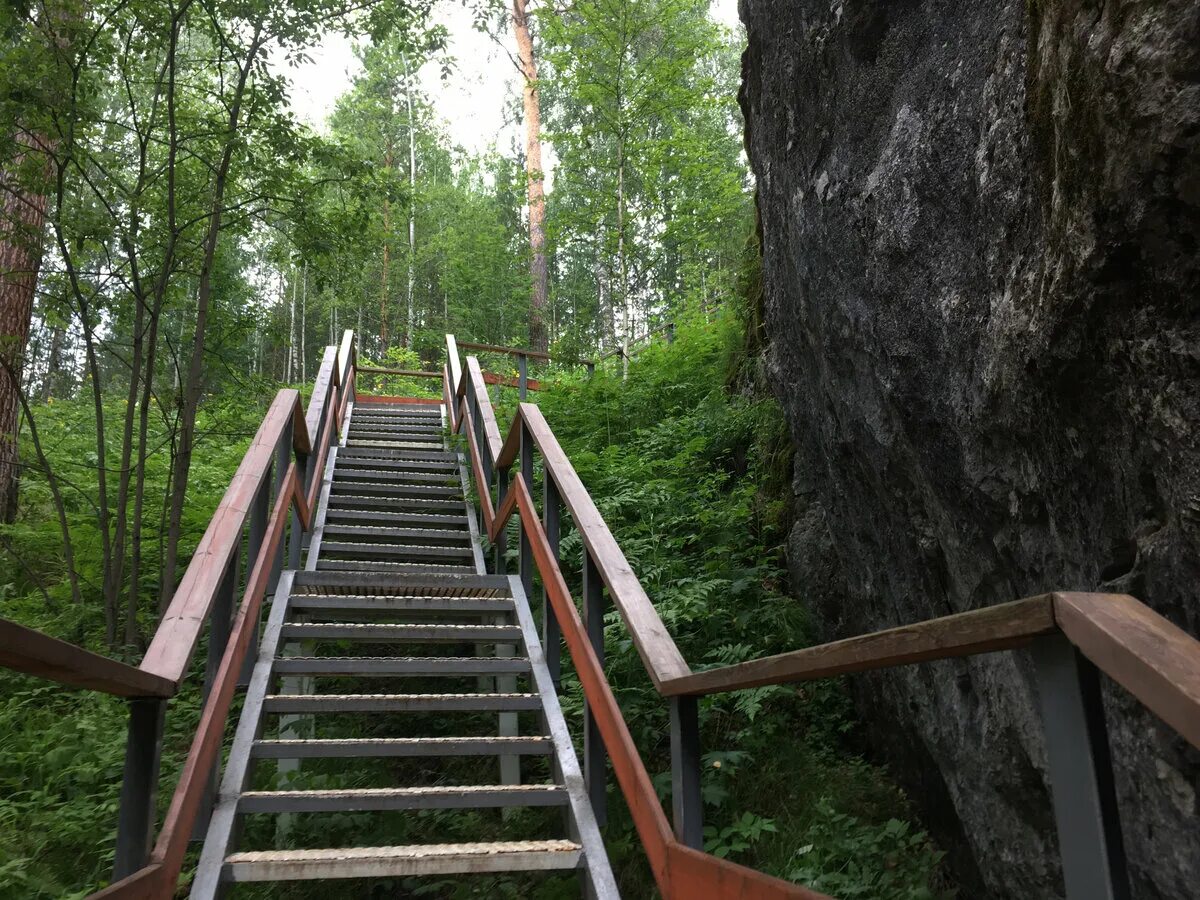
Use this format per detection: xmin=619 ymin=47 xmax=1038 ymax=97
xmin=192 ymin=398 xmax=617 ymax=897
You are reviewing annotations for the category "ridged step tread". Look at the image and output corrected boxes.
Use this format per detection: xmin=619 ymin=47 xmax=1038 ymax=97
xmin=333 ymin=457 xmax=459 ymax=475
xmin=315 ymin=559 xmax=477 ymax=574
xmin=336 ymin=447 xmax=458 ymax=462
xmin=318 ymin=542 xmax=472 ymax=561
xmin=325 ymin=494 xmax=466 ymax=512
xmin=237 ymin=784 xmax=566 ymax=812
xmin=328 ymin=487 xmax=463 ymax=501
xmin=222 ymin=840 xmax=582 ymax=881
xmin=333 ymin=470 xmax=460 ymax=486
xmin=319 ymin=524 xmax=471 ymax=543
xmin=272 ymin=656 xmax=530 ymax=676
xmin=262 ymin=692 xmax=541 ymax=713
xmin=251 ymin=735 xmax=553 ymax=759
xmin=287 ymin=594 xmax=513 ymax=614
xmin=279 ymin=622 xmax=519 ymax=642
xmin=321 ymin=509 xmax=469 ymax=528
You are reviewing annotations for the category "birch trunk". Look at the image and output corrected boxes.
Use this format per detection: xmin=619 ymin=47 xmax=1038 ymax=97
xmin=512 ymin=0 xmax=549 ymax=352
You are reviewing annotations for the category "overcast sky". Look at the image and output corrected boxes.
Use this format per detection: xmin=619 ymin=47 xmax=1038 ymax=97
xmin=280 ymin=0 xmax=743 ymax=156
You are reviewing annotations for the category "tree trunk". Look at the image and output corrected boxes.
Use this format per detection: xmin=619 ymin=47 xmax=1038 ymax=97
xmin=617 ymin=136 xmax=629 ymax=379
xmin=160 ymin=25 xmax=265 ymax=611
xmin=0 ymin=134 xmax=52 ymax=522
xmin=300 ymin=261 xmax=307 ymax=382
xmin=380 ymin=143 xmax=393 ymax=352
xmin=512 ymin=0 xmax=548 ymax=352
xmin=401 ymin=53 xmax=417 ymax=351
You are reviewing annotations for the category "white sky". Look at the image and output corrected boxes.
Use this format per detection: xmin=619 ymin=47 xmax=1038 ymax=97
xmin=281 ymin=0 xmax=742 ymax=156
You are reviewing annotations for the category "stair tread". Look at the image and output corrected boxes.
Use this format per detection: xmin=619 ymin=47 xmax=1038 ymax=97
xmin=242 ymin=784 xmax=561 ymax=799
xmin=226 ymin=839 xmax=580 ymax=863
xmin=281 ymin=622 xmax=520 ymax=635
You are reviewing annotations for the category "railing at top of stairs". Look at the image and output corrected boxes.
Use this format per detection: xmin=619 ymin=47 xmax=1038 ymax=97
xmin=443 ymin=331 xmax=1200 ymax=900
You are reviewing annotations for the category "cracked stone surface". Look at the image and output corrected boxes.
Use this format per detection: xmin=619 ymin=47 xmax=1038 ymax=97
xmin=738 ymin=0 xmax=1199 ymax=896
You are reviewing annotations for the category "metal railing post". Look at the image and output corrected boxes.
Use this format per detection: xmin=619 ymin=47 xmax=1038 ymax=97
xmin=670 ymin=695 xmax=703 ymax=849
xmin=542 ymin=469 xmax=561 ymax=688
xmin=112 ymin=697 xmax=167 ymax=879
xmin=582 ymin=552 xmax=607 ymax=827
xmin=518 ymin=353 xmax=528 ymax=401
xmin=518 ymin=422 xmax=534 ymax=602
xmin=239 ymin=475 xmax=270 ymax=687
xmin=494 ymin=466 xmax=509 ymax=573
xmin=192 ymin=547 xmax=240 ymax=839
xmin=1031 ymin=633 xmax=1130 ymax=900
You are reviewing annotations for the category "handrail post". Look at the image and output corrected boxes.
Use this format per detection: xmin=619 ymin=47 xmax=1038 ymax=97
xmin=518 ymin=421 xmax=534 ymax=602
xmin=193 ymin=546 xmax=240 ymax=839
xmin=1031 ymin=633 xmax=1130 ymax=900
xmin=112 ymin=696 xmax=167 ymax=879
xmin=239 ymin=475 xmax=270 ymax=687
xmin=518 ymin=352 xmax=528 ymax=401
xmin=542 ymin=467 xmax=562 ymax=689
xmin=582 ymin=552 xmax=606 ymax=827
xmin=670 ymin=695 xmax=703 ymax=849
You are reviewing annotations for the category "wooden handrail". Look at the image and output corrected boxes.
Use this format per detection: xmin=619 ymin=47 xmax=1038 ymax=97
xmin=661 ymin=595 xmax=1060 ymax=697
xmin=0 ymin=620 xmax=175 ymax=698
xmin=357 ymin=366 xmax=442 ymax=378
xmin=140 ymin=389 xmax=306 ymax=687
xmin=483 ymin=371 xmax=542 ymax=391
xmin=457 ymin=339 xmax=554 ymax=361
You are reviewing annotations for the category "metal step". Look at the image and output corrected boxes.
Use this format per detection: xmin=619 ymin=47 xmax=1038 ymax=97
xmin=272 ymin=656 xmax=530 ymax=676
xmin=333 ymin=470 xmax=460 ymax=486
xmin=326 ymin=494 xmax=466 ymax=512
xmin=261 ymin=693 xmax=541 ymax=714
xmin=222 ymin=840 xmax=582 ymax=882
xmin=251 ymin=735 xmax=552 ymax=759
xmin=348 ymin=423 xmax=443 ymax=435
xmin=317 ymin=541 xmax=472 ymax=561
xmin=292 ymin=570 xmax=510 ymax=595
xmin=329 ymin=481 xmax=463 ymax=499
xmin=319 ymin=524 xmax=471 ymax=543
xmin=279 ymin=622 xmax=522 ymax=642
xmin=354 ymin=405 xmax=442 ymax=417
xmin=239 ymin=784 xmax=566 ymax=813
xmin=321 ymin=509 xmax=469 ymax=529
xmin=345 ymin=440 xmax=446 ymax=452
xmin=334 ymin=457 xmax=459 ymax=475
xmin=288 ymin=594 xmax=514 ymax=616
xmin=315 ymin=559 xmax=477 ymax=574
xmin=336 ymin=447 xmax=459 ymax=464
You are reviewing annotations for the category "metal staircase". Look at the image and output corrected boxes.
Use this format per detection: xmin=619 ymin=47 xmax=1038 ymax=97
xmin=192 ymin=398 xmax=617 ymax=897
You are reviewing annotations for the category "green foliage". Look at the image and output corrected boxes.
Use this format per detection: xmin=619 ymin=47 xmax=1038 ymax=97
xmin=788 ymin=801 xmax=947 ymax=900
xmin=526 ymin=312 xmax=952 ymax=897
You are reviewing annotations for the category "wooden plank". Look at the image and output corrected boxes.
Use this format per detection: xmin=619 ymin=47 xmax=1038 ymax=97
xmin=358 ymin=366 xmax=442 ymax=378
xmin=0 ymin=619 xmax=174 ymax=698
xmin=458 ymin=340 xmax=553 ymax=361
xmin=460 ymin=397 xmax=496 ymax=531
xmin=661 ymin=596 xmax=1057 ymax=697
xmin=465 ymin=357 xmax=503 ymax=462
xmin=141 ymin=390 xmax=299 ymax=686
xmin=151 ymin=465 xmax=300 ymax=885
xmin=354 ymin=395 xmax=443 ymax=406
xmin=304 ymin=346 xmax=338 ymax=442
xmin=87 ymin=861 xmax=165 ymax=899
xmin=446 ymin=334 xmax=463 ymax=401
xmin=515 ymin=404 xmax=690 ymax=686
xmin=337 ymin=329 xmax=355 ymax=388
xmin=667 ymin=844 xmax=828 ymax=900
xmin=1054 ymin=592 xmax=1200 ymax=750
xmin=483 ymin=371 xmax=542 ymax=392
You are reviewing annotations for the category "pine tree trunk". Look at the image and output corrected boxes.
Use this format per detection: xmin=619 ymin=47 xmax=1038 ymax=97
xmin=0 ymin=135 xmax=52 ymax=522
xmin=512 ymin=0 xmax=548 ymax=352
xmin=380 ymin=144 xmax=393 ymax=352
xmin=401 ymin=52 xmax=417 ymax=351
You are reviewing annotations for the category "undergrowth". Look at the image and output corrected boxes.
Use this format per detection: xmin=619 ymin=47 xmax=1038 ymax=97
xmin=504 ymin=309 xmax=954 ymax=899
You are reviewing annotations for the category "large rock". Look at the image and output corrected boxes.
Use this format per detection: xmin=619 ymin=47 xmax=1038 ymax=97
xmin=739 ymin=0 xmax=1200 ymax=896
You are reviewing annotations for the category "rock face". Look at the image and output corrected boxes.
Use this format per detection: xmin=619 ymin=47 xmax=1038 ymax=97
xmin=739 ymin=0 xmax=1200 ymax=897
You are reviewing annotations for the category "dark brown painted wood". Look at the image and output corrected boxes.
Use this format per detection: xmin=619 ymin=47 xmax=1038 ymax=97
xmin=482 ymin=371 xmax=542 ymax=392
xmin=141 ymin=391 xmax=303 ymax=687
xmin=662 ymin=596 xmax=1058 ymax=697
xmin=358 ymin=366 xmax=443 ymax=378
xmin=1054 ymin=592 xmax=1200 ymax=749
xmin=457 ymin=340 xmax=553 ymax=361
xmin=0 ymin=619 xmax=174 ymax=698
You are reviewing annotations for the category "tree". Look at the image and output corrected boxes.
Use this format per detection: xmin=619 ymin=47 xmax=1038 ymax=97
xmin=511 ymin=0 xmax=548 ymax=351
